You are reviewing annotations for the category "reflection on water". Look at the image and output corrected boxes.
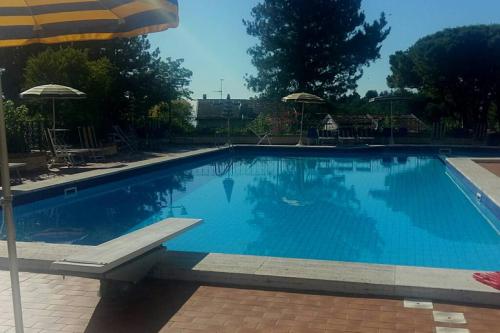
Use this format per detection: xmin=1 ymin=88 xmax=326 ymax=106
xmin=8 ymin=170 xmax=195 ymax=244
xmin=4 ymin=152 xmax=500 ymax=270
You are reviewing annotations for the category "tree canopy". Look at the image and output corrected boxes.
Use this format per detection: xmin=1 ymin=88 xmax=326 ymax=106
xmin=244 ymin=0 xmax=390 ymax=100
xmin=0 ymin=36 xmax=193 ymax=137
xmin=387 ymin=25 xmax=500 ymax=128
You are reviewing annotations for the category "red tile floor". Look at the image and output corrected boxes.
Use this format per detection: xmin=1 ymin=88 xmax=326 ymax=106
xmin=0 ymin=271 xmax=499 ymax=333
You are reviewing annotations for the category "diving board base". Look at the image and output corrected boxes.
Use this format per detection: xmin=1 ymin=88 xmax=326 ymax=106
xmin=52 ymin=247 xmax=166 ymax=282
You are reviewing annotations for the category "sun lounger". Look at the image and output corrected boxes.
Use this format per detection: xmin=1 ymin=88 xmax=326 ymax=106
xmin=250 ymin=127 xmax=272 ymax=145
xmin=111 ymin=125 xmax=138 ymax=152
xmin=46 ymin=128 xmax=90 ymax=166
xmin=51 ymin=218 xmax=201 ymax=283
xmin=78 ymin=126 xmax=105 ymax=161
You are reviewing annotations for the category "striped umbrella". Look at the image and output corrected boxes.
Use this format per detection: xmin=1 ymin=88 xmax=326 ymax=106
xmin=0 ymin=2 xmax=179 ymax=332
xmin=0 ymin=0 xmax=179 ymax=47
xmin=20 ymin=84 xmax=87 ymax=130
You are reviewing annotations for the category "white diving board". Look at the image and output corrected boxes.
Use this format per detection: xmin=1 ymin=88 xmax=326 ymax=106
xmin=51 ymin=218 xmax=201 ymax=279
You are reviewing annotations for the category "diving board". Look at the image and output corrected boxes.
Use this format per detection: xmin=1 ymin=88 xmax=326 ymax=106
xmin=51 ymin=218 xmax=201 ymax=279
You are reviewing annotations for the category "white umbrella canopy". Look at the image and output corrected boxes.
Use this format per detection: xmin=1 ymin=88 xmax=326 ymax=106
xmin=20 ymin=84 xmax=86 ymax=99
xmin=282 ymin=92 xmax=326 ymax=145
xmin=282 ymin=92 xmax=325 ymax=104
xmin=20 ymin=85 xmax=87 ymax=130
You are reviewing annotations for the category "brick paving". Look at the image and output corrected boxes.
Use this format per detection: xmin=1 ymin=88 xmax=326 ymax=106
xmin=477 ymin=161 xmax=500 ymax=177
xmin=0 ymin=271 xmax=499 ymax=333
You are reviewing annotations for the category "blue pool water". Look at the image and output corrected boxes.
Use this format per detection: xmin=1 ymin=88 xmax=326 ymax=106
xmin=6 ymin=151 xmax=500 ymax=270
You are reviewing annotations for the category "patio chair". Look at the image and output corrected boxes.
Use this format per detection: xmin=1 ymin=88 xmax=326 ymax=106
xmin=110 ymin=125 xmax=138 ymax=152
xmin=78 ymin=126 xmax=105 ymax=162
xmin=249 ymin=127 xmax=272 ymax=145
xmin=45 ymin=128 xmax=81 ymax=167
xmin=337 ymin=127 xmax=356 ymax=144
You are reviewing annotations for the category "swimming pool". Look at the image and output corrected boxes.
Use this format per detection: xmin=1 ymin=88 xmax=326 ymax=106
xmin=6 ymin=148 xmax=500 ymax=270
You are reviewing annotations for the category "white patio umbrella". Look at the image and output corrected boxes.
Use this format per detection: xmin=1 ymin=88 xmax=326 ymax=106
xmin=282 ymin=93 xmax=326 ymax=145
xmin=20 ymin=84 xmax=86 ymax=131
xmin=0 ymin=1 xmax=179 ymax=332
xmin=369 ymin=95 xmax=411 ymax=145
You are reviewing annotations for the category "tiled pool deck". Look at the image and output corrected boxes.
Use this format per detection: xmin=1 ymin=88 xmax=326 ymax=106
xmin=1 ymin=270 xmax=500 ymax=333
xmin=1 ymin=146 xmax=500 ymax=332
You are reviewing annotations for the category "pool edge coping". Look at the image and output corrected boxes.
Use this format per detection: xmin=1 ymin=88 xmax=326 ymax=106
xmin=446 ymin=157 xmax=500 ymax=222
xmin=152 ymin=251 xmax=500 ymax=306
xmin=10 ymin=146 xmax=229 ymax=202
xmin=1 ymin=242 xmax=498 ymax=306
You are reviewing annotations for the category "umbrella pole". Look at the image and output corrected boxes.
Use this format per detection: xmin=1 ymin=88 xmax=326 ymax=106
xmin=52 ymin=98 xmax=56 ymax=131
xmin=297 ymin=103 xmax=305 ymax=146
xmin=0 ymin=70 xmax=24 ymax=332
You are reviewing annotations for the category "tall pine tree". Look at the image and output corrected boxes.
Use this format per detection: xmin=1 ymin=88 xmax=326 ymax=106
xmin=244 ymin=0 xmax=389 ymax=100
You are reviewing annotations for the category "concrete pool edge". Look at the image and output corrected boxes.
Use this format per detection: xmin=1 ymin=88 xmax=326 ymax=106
xmin=151 ymin=251 xmax=500 ymax=306
xmin=446 ymin=157 xmax=500 ymax=223
xmin=1 ymin=242 xmax=499 ymax=306
xmin=10 ymin=146 xmax=229 ymax=203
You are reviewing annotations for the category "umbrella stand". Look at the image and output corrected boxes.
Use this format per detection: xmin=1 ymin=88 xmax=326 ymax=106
xmin=297 ymin=103 xmax=305 ymax=146
xmin=0 ymin=70 xmax=24 ymax=332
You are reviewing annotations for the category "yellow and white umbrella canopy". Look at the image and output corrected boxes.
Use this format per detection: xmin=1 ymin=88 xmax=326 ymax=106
xmin=0 ymin=0 xmax=179 ymax=47
xmin=0 ymin=1 xmax=179 ymax=332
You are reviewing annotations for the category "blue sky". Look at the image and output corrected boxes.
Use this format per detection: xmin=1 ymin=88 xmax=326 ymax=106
xmin=148 ymin=0 xmax=500 ymax=100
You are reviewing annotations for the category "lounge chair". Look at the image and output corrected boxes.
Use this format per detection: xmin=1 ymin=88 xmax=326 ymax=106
xmin=338 ymin=127 xmax=356 ymax=144
xmin=111 ymin=125 xmax=138 ymax=152
xmin=46 ymin=129 xmax=87 ymax=167
xmin=51 ymin=218 xmax=202 ymax=295
xmin=78 ymin=126 xmax=105 ymax=162
xmin=249 ymin=127 xmax=272 ymax=145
